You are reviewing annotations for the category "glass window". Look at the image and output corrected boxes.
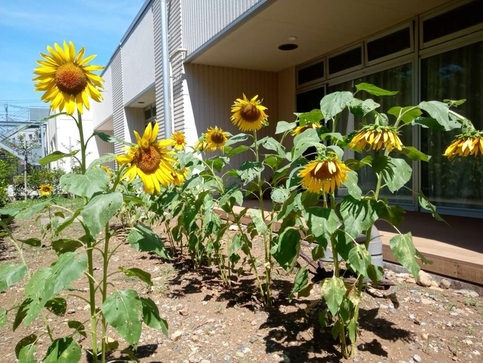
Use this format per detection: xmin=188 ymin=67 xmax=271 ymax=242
xmin=420 ymin=41 xmax=483 ymax=213
xmin=329 ymin=63 xmax=414 ymax=205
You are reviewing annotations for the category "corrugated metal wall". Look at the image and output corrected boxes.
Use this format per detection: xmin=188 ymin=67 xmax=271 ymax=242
xmin=111 ymin=50 xmax=125 ymax=154
xmin=182 ymin=0 xmax=264 ymax=54
xmin=184 ymin=63 xmax=279 ymax=175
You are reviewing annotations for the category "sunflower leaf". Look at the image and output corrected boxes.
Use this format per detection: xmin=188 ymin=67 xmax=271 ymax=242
xmin=389 ymin=233 xmax=420 ymax=278
xmin=320 ymin=91 xmax=354 ymax=120
xmin=94 ymin=131 xmax=135 ymax=146
xmin=418 ymin=101 xmax=459 ymax=131
xmin=60 ymin=168 xmax=110 ymax=198
xmin=39 ymin=150 xmax=79 ymax=166
xmin=80 ymin=192 xmax=123 ymax=236
xmin=275 ymin=121 xmax=297 ymax=134
xmin=355 ymin=83 xmax=398 ymax=96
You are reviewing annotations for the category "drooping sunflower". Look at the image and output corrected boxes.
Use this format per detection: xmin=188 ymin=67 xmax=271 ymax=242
xmin=298 ymin=154 xmax=350 ymax=194
xmin=444 ymin=132 xmax=483 ymax=158
xmin=349 ymin=125 xmax=403 ymax=153
xmin=205 ymin=126 xmax=230 ymax=151
xmin=116 ymin=122 xmax=177 ymax=194
xmin=171 ymin=131 xmax=187 ymax=150
xmin=231 ymin=94 xmax=268 ymax=132
xmin=33 ymin=41 xmax=104 ymax=115
xmin=39 ymin=184 xmax=53 ymax=196
xmin=291 ymin=122 xmax=321 ymax=136
xmin=194 ymin=140 xmax=210 ymax=152
xmin=172 ymin=167 xmax=189 ymax=186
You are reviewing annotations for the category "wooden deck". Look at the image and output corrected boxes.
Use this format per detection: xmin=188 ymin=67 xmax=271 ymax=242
xmin=216 ymin=202 xmax=483 ymax=286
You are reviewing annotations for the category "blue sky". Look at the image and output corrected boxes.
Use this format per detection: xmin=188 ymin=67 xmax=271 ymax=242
xmin=0 ymin=0 xmax=146 ymax=112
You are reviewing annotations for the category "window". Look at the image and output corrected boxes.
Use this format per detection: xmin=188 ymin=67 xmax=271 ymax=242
xmin=366 ymin=24 xmax=413 ymax=64
xmin=297 ymin=59 xmax=325 ymax=88
xmin=328 ymin=45 xmax=363 ymax=77
xmin=420 ymin=41 xmax=483 ymax=215
xmin=296 ymin=86 xmax=325 ymax=112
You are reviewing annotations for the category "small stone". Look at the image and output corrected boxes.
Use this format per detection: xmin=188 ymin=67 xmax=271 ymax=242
xmin=200 ymin=360 xmax=211 ymax=363
xmin=417 ymin=270 xmax=433 ymax=287
xmin=171 ymin=330 xmax=184 ymax=341
xmin=67 ymin=308 xmax=76 ymax=314
xmin=440 ymin=278 xmax=451 ymax=289
xmin=413 ymin=353 xmax=422 ymax=362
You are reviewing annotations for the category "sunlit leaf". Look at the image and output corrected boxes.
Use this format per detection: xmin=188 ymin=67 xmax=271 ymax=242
xmin=389 ymin=233 xmax=419 ymax=278
xmin=0 ymin=263 xmax=27 ymax=292
xmin=18 ymin=238 xmax=41 ymax=247
xmin=225 ymin=133 xmax=249 ymax=146
xmin=271 ymin=227 xmax=300 ymax=270
xmin=16 ymin=200 xmax=50 ymax=220
xmin=102 ymin=290 xmax=142 ymax=346
xmin=418 ymin=191 xmax=445 ymax=222
xmin=51 ymin=238 xmax=83 ymax=255
xmin=339 ymin=196 xmax=377 ymax=239
xmin=68 ymin=320 xmax=87 ymax=338
xmin=343 ymin=170 xmax=362 ymax=199
xmin=127 ymin=223 xmax=168 ymax=258
xmin=249 ymin=209 xmax=267 ymax=235
xmin=93 ymin=131 xmax=135 ymax=146
xmin=236 ymin=161 xmax=264 ymax=183
xmin=400 ymin=146 xmax=430 ymax=161
xmin=15 ymin=334 xmax=37 ymax=361
xmin=39 ymin=150 xmax=79 ymax=166
xmin=60 ymin=168 xmax=110 ymax=198
xmin=304 ymin=207 xmax=339 ymax=249
xmin=297 ymin=109 xmax=324 ymax=125
xmin=418 ymin=101 xmax=459 ymax=131
xmin=355 ymin=83 xmax=398 ymax=96
xmin=43 ymin=337 xmax=81 ymax=363
xmin=289 ymin=267 xmax=309 ymax=301
xmin=275 ymin=120 xmax=297 ymax=134
xmin=388 ymin=106 xmax=422 ymax=124
xmin=80 ymin=192 xmax=123 ymax=236
xmin=321 ymin=276 xmax=346 ymax=316
xmin=382 ymin=157 xmax=412 ymax=193
xmin=320 ymin=91 xmax=354 ymax=120
xmin=348 ymin=244 xmax=372 ymax=278
xmin=119 ymin=267 xmax=152 ymax=286
xmin=140 ymin=297 xmax=168 ymax=336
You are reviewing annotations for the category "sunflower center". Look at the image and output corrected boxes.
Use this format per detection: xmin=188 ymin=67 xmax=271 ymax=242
xmin=55 ymin=62 xmax=88 ymax=95
xmin=210 ymin=131 xmax=226 ymax=145
xmin=241 ymin=103 xmax=261 ymax=122
xmin=135 ymin=145 xmax=161 ymax=174
xmin=312 ymin=162 xmax=335 ymax=180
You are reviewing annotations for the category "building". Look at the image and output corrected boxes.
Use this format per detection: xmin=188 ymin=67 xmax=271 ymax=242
xmin=63 ymin=0 xmax=481 ymax=218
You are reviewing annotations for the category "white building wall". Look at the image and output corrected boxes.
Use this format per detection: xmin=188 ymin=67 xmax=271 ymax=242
xmin=122 ymin=5 xmax=155 ymax=105
xmin=92 ymin=67 xmax=113 ymax=129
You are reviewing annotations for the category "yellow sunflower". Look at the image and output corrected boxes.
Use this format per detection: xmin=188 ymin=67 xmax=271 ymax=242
xmin=171 ymin=131 xmax=187 ymax=150
xmin=39 ymin=184 xmax=53 ymax=196
xmin=205 ymin=127 xmax=230 ymax=151
xmin=231 ymin=94 xmax=268 ymax=132
xmin=444 ymin=133 xmax=483 ymax=158
xmin=33 ymin=41 xmax=104 ymax=115
xmin=116 ymin=122 xmax=177 ymax=194
xmin=291 ymin=122 xmax=321 ymax=136
xmin=298 ymin=154 xmax=350 ymax=194
xmin=194 ymin=140 xmax=210 ymax=152
xmin=349 ymin=125 xmax=403 ymax=153
xmin=172 ymin=167 xmax=189 ymax=186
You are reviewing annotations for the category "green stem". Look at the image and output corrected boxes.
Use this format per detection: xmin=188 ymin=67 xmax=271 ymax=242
xmin=100 ymin=222 xmax=110 ymax=363
xmin=76 ymin=113 xmax=87 ymax=174
xmin=85 ymin=235 xmax=98 ymax=363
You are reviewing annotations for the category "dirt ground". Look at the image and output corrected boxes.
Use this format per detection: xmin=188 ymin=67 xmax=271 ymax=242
xmin=1 ymin=215 xmax=482 ymax=363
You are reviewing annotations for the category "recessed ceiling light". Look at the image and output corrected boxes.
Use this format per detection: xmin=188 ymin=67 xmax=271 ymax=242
xmin=287 ymin=36 xmax=297 ymax=41
xmin=138 ymin=101 xmax=145 ymax=104
xmin=278 ymin=43 xmax=298 ymax=51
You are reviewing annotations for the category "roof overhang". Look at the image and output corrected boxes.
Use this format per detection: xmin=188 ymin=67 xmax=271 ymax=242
xmin=187 ymin=0 xmax=452 ymax=72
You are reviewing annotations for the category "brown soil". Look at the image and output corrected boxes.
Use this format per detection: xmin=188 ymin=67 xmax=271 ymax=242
xmin=1 ymin=216 xmax=482 ymax=363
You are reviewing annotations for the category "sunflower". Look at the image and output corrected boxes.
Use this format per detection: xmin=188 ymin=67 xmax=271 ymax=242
xmin=291 ymin=122 xmax=321 ymax=136
xmin=231 ymin=94 xmax=268 ymax=132
xmin=33 ymin=41 xmax=104 ymax=115
xmin=349 ymin=125 xmax=403 ymax=153
xmin=171 ymin=131 xmax=187 ymax=150
xmin=205 ymin=126 xmax=230 ymax=151
xmin=100 ymin=165 xmax=112 ymax=174
xmin=172 ymin=167 xmax=189 ymax=186
xmin=116 ymin=122 xmax=177 ymax=194
xmin=298 ymin=154 xmax=350 ymax=194
xmin=444 ymin=133 xmax=483 ymax=158
xmin=39 ymin=184 xmax=53 ymax=196
xmin=194 ymin=140 xmax=210 ymax=152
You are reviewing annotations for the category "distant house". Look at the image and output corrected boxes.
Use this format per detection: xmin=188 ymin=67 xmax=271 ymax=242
xmin=53 ymin=0 xmax=482 ymax=218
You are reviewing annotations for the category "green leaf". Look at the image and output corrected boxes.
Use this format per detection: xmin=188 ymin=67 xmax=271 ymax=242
xmin=127 ymin=223 xmax=168 ymax=258
xmin=292 ymin=128 xmax=321 ymax=160
xmin=60 ymin=169 xmax=110 ymax=198
xmin=344 ymin=156 xmax=372 ymax=171
xmin=347 ymin=317 xmax=358 ymax=343
xmin=261 ymin=136 xmax=285 ymax=157
xmin=400 ymin=146 xmax=430 ymax=161
xmin=367 ymin=264 xmax=384 ymax=285
xmin=15 ymin=334 xmax=37 ymax=361
xmin=87 ymin=153 xmax=117 ymax=169
xmin=339 ymin=196 xmax=377 ymax=239
xmin=304 ymin=207 xmax=339 ymax=249
xmin=94 ymin=131 xmax=135 ymax=146
xmin=51 ymin=238 xmax=83 ymax=255
xmin=225 ymin=145 xmax=249 ymax=157
xmin=39 ymin=150 xmax=79 ymax=166
xmin=355 ymin=83 xmax=398 ymax=96
xmin=19 ymin=238 xmax=41 ymax=247
xmin=418 ymin=191 xmax=445 ymax=222
xmin=13 ymin=298 xmax=31 ymax=331
xmin=289 ymin=267 xmax=309 ymax=301
xmin=206 ymin=156 xmax=228 ymax=172
xmin=16 ymin=200 xmax=50 ymax=219
xmin=271 ymin=187 xmax=290 ymax=204
xmin=80 ymin=192 xmax=123 ymax=236
xmin=271 ymin=227 xmax=300 ymax=270
xmin=320 ymin=91 xmax=354 ymax=120
xmin=68 ymin=320 xmax=87 ymax=338
xmin=297 ymin=109 xmax=324 ymax=125
xmin=102 ymin=290 xmax=142 ymax=346
xmin=43 ymin=337 xmax=81 ymax=363
xmin=389 ymin=233 xmax=420 ymax=278
xmin=237 ymin=161 xmax=264 ymax=183
xmin=321 ymin=276 xmax=346 ymax=316
xmin=119 ymin=267 xmax=153 ymax=286
xmin=418 ymin=101 xmax=459 ymax=131
xmin=350 ymin=98 xmax=380 ymax=116
xmin=45 ymin=298 xmax=67 ymax=316
xmin=225 ymin=133 xmax=249 ymax=146
xmin=0 ymin=308 xmax=6 ymax=329
xmin=0 ymin=263 xmax=27 ymax=292
xmin=388 ymin=106 xmax=422 ymax=124
xmin=47 ymin=252 xmax=87 ymax=297
xmin=382 ymin=157 xmax=412 ymax=193
xmin=140 ymin=297 xmax=168 ymax=336
xmin=249 ymin=209 xmax=267 ymax=235
xmin=348 ymin=244 xmax=372 ymax=278
xmin=374 ymin=199 xmax=406 ymax=226
xmin=343 ymin=170 xmax=362 ymax=199
xmin=275 ymin=121 xmax=297 ymax=134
